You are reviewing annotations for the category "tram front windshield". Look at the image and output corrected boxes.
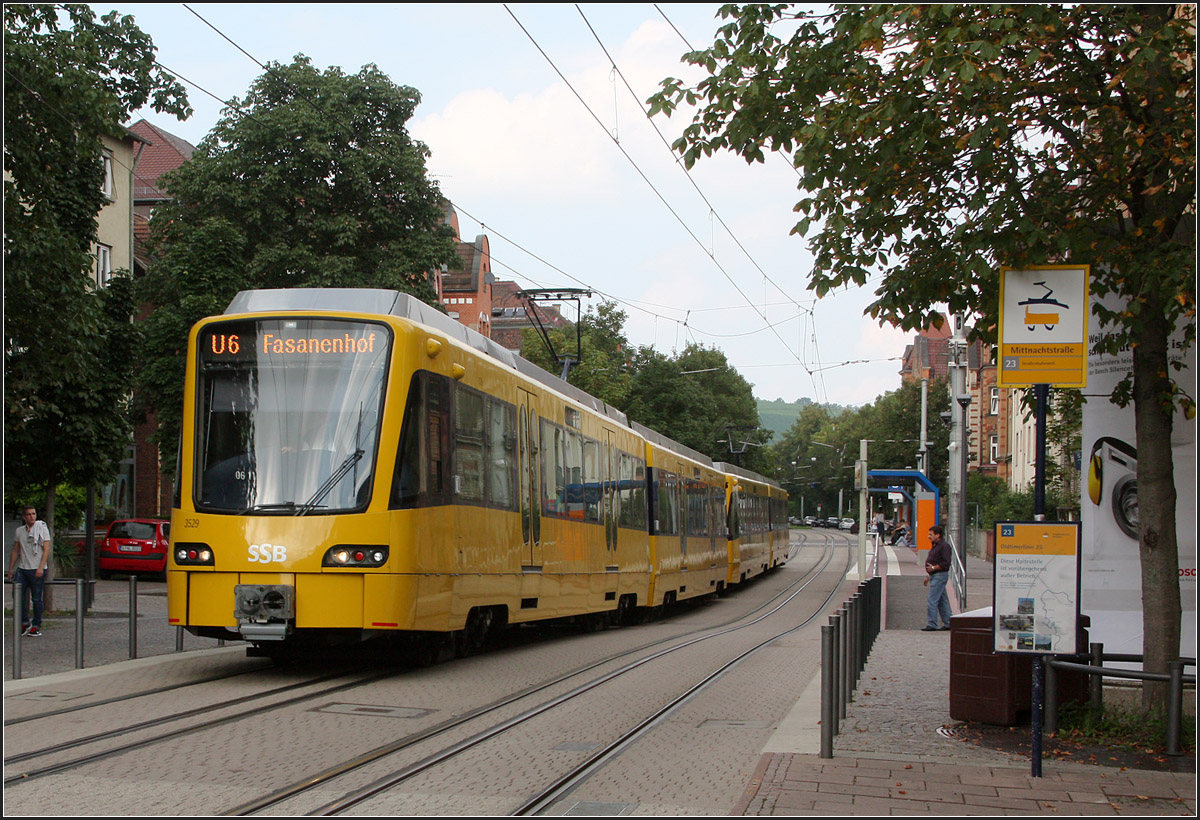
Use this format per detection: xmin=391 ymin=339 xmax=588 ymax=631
xmin=195 ymin=318 xmax=390 ymax=514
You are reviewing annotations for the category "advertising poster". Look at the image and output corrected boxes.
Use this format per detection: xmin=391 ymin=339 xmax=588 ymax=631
xmin=1081 ymin=292 xmax=1196 ymax=658
xmin=993 ymin=522 xmax=1082 ymax=654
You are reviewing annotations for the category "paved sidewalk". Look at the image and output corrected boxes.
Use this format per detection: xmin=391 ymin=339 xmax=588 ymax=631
xmin=735 ymin=542 xmax=1197 ymax=816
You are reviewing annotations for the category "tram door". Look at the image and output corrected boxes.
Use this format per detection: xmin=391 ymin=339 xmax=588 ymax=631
xmin=603 ymin=431 xmax=618 ymax=557
xmin=518 ymin=391 xmax=541 ymax=569
xmin=679 ymin=474 xmax=689 ymax=569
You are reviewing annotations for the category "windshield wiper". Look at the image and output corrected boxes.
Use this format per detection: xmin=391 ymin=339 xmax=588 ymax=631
xmin=295 ymin=449 xmax=364 ymax=516
xmin=240 ymin=502 xmax=297 ymax=515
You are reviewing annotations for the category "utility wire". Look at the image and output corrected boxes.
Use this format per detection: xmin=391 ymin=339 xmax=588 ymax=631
xmin=142 ymin=6 xmax=877 ymax=396
xmin=178 ymin=3 xmax=780 ymax=347
xmin=577 ymin=4 xmax=811 ymax=320
xmin=504 ymin=3 xmax=804 ymax=367
xmin=653 ymin=2 xmax=838 ymax=403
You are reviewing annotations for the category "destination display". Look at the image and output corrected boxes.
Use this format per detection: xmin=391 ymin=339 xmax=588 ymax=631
xmin=199 ymin=319 xmax=388 ymax=363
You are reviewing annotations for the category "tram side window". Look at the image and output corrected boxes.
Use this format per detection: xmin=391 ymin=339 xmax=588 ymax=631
xmin=581 ymin=438 xmax=599 ymax=522
xmin=539 ymin=418 xmax=605 ymax=522
xmin=392 ymin=371 xmax=449 ymax=509
xmin=454 ymin=388 xmax=485 ymax=502
xmin=488 ymin=401 xmax=516 ymax=510
xmin=617 ymin=453 xmax=647 ymax=531
xmin=656 ymin=471 xmax=679 ymax=536
xmin=541 ymin=421 xmax=565 ymax=516
xmin=687 ymin=481 xmax=709 ymax=538
xmin=394 ymin=372 xmax=517 ymax=511
xmin=712 ymin=487 xmax=727 ymax=539
xmin=729 ymin=489 xmax=742 ymax=539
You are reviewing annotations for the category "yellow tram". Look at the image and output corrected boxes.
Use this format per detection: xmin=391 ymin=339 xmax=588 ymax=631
xmin=167 ymin=289 xmax=783 ymax=655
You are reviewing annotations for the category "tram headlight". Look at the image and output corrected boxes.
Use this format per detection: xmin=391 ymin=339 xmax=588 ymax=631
xmin=174 ymin=542 xmax=215 ymax=566
xmin=322 ymin=544 xmax=388 ymax=568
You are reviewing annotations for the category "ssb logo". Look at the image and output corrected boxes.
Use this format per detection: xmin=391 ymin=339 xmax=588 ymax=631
xmin=248 ymin=543 xmax=287 ymax=563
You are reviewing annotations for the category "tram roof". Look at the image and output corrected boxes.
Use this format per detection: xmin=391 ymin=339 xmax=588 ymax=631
xmin=714 ymin=461 xmax=782 ymax=490
xmin=630 ymin=421 xmax=714 ymax=469
xmin=224 ymin=288 xmax=630 ymax=427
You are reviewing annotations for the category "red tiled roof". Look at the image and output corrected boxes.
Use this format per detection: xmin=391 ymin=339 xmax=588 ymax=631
xmin=129 ymin=119 xmax=196 ymax=203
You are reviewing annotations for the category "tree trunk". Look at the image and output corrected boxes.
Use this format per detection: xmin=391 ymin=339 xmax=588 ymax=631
xmin=1132 ymin=309 xmax=1181 ymax=712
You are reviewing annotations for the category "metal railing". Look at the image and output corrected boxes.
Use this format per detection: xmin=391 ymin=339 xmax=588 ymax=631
xmin=7 ymin=576 xmax=145 ymax=680
xmin=1045 ymin=644 xmax=1195 ymax=756
xmin=946 ymin=533 xmax=966 ymax=611
xmin=820 ymin=574 xmax=883 ymax=758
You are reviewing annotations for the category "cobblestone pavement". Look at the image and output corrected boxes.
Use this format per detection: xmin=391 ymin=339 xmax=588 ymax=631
xmin=735 ymin=542 xmax=1197 ymax=816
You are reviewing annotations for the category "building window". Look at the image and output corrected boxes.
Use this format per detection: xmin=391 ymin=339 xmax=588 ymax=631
xmin=101 ymin=153 xmax=115 ymax=201
xmin=95 ymin=244 xmax=112 ymax=287
xmin=989 ymin=435 xmax=999 ymax=464
xmin=989 ymin=386 xmax=999 ymax=416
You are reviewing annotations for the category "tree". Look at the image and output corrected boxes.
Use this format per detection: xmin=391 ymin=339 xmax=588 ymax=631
xmin=769 ymin=403 xmax=839 ymax=515
xmin=626 ymin=343 xmax=768 ymax=471
xmin=650 ymin=4 xmax=1194 ymax=706
xmin=4 ymin=4 xmax=190 ymax=527
xmin=866 ymin=377 xmax=951 ymax=487
xmin=139 ymin=56 xmax=460 ymax=471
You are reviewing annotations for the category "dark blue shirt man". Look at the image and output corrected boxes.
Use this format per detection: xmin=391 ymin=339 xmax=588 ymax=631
xmin=923 ymin=525 xmax=952 ymax=631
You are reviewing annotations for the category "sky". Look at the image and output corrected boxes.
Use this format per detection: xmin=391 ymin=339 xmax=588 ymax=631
xmin=99 ymin=2 xmax=916 ymax=407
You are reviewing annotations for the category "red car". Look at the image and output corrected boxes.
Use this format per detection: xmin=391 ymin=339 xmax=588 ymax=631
xmin=99 ymin=519 xmax=171 ymax=579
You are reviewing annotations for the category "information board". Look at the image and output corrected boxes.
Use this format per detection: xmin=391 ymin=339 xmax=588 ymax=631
xmin=993 ymin=521 xmax=1082 ymax=655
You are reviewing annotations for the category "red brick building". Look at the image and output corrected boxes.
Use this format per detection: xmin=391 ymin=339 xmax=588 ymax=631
xmin=899 ymin=315 xmax=953 ymax=383
xmin=968 ymin=342 xmax=1012 ymax=483
xmin=439 ymin=205 xmax=495 ymax=337
xmin=437 ymin=204 xmax=569 ymax=354
xmin=899 ymin=316 xmax=1012 ymax=482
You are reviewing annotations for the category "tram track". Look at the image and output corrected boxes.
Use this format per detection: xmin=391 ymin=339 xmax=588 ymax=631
xmin=2 ymin=531 xmax=849 ymax=815
xmin=230 ymin=532 xmax=850 ymax=816
xmin=513 ymin=535 xmax=852 ymax=815
xmin=3 ymin=663 xmax=272 ymax=728
xmin=2 ymin=668 xmax=399 ymax=783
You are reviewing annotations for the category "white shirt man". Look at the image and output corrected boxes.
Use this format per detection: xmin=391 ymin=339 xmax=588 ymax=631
xmin=8 ymin=507 xmax=50 ymax=636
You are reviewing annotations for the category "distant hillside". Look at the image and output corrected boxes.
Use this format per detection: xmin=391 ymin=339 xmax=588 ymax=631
xmin=756 ymin=397 xmax=849 ymax=443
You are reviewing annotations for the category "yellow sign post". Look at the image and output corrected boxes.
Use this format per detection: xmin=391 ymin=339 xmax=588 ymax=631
xmin=998 ymin=266 xmax=1090 ymax=388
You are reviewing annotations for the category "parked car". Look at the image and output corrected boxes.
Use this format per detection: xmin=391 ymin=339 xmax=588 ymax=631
xmin=99 ymin=519 xmax=170 ymax=579
xmin=839 ymin=517 xmax=856 ymax=531
xmin=825 ymin=517 xmax=840 ymax=529
xmin=803 ymin=515 xmax=816 ymax=527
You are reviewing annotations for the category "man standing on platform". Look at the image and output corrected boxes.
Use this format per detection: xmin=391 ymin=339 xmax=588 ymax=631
xmin=8 ymin=506 xmax=51 ymax=637
xmin=922 ymin=524 xmax=952 ymax=632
